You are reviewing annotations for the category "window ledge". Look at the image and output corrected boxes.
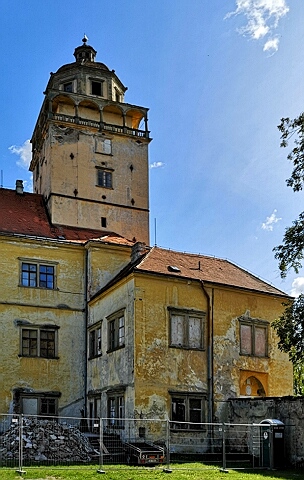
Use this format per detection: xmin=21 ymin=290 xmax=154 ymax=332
xmin=18 ymin=355 xmax=59 ymax=360
xmin=88 ymin=353 xmax=102 ymax=360
xmin=19 ymin=284 xmax=57 ymax=291
xmin=106 ymin=345 xmax=125 ymax=354
xmin=240 ymin=353 xmax=269 ymax=358
xmin=169 ymin=345 xmax=205 ymax=351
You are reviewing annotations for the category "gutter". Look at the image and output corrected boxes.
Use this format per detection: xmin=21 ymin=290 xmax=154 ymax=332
xmin=200 ymin=281 xmax=214 ymax=423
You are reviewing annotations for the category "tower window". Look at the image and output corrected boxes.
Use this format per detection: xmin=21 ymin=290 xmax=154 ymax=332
xmin=91 ymin=81 xmax=103 ymax=96
xmin=101 ymin=217 xmax=107 ymax=228
xmin=95 ymin=137 xmax=112 ymax=155
xmin=63 ymin=82 xmax=73 ymax=93
xmin=97 ymin=168 xmax=113 ymax=188
xmin=115 ymin=89 xmax=121 ymax=102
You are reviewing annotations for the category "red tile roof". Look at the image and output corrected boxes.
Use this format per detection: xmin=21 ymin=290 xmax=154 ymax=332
xmin=0 ymin=188 xmax=134 ymax=246
xmin=134 ymin=247 xmax=287 ymax=297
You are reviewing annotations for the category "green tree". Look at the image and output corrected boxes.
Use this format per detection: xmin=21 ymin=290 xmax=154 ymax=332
xmin=272 ymin=297 xmax=304 ymax=395
xmin=273 ymin=114 xmax=304 ymax=394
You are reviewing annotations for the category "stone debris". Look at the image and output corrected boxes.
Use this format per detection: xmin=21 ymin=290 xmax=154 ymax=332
xmin=0 ymin=418 xmax=95 ymax=463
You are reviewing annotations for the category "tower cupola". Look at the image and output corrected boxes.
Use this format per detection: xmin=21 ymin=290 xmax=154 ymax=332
xmin=73 ymin=35 xmax=97 ymax=63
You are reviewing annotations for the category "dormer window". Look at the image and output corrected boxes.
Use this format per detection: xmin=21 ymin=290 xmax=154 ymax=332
xmin=91 ymin=81 xmax=103 ymax=96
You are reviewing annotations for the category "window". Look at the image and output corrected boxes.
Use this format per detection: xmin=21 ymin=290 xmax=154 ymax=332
xmin=91 ymin=81 xmax=103 ymax=96
xmin=20 ymin=394 xmax=59 ymax=416
xmin=40 ymin=398 xmax=57 ymax=415
xmin=20 ymin=327 xmax=57 ymax=358
xmin=63 ymin=82 xmax=73 ymax=92
xmin=171 ymin=393 xmax=205 ymax=429
xmin=89 ymin=325 xmax=102 ymax=358
xmin=107 ymin=391 xmax=125 ymax=427
xmin=97 ymin=168 xmax=113 ymax=188
xmin=169 ymin=308 xmax=205 ymax=350
xmin=95 ymin=137 xmax=112 ymax=155
xmin=21 ymin=261 xmax=55 ymax=289
xmin=108 ymin=311 xmax=125 ymax=352
xmin=101 ymin=217 xmax=107 ymax=228
xmin=240 ymin=318 xmax=268 ymax=357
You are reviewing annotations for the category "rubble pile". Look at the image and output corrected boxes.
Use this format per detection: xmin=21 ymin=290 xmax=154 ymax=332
xmin=0 ymin=418 xmax=95 ymax=462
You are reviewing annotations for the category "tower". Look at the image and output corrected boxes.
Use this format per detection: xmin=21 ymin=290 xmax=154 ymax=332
xmin=30 ymin=37 xmax=151 ymax=244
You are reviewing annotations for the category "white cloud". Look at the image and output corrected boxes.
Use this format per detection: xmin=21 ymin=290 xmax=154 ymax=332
xmin=261 ymin=209 xmax=281 ymax=231
xmin=150 ymin=162 xmax=165 ymax=169
xmin=263 ymin=36 xmax=280 ymax=53
xmin=226 ymin=0 xmax=289 ymax=51
xmin=9 ymin=139 xmax=32 ymax=169
xmin=290 ymin=277 xmax=304 ymax=297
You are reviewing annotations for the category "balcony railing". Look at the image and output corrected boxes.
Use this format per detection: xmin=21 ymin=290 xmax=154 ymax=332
xmin=52 ymin=113 xmax=149 ymax=138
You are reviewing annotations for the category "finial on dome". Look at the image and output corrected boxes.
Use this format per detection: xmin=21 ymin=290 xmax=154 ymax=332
xmin=82 ymin=34 xmax=88 ymax=44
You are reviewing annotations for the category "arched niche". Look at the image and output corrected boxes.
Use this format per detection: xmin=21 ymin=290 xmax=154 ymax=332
xmin=240 ymin=375 xmax=266 ymax=397
xmin=52 ymin=95 xmax=75 ymax=117
xmin=125 ymin=108 xmax=145 ymax=130
xmin=103 ymin=105 xmax=124 ymax=126
xmin=78 ymin=100 xmax=100 ymax=122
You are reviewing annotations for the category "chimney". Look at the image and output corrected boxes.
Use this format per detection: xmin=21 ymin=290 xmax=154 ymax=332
xmin=16 ymin=180 xmax=24 ymax=195
xmin=131 ymin=242 xmax=149 ymax=263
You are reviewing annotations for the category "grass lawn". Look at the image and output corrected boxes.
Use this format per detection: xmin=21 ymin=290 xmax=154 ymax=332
xmin=0 ymin=464 xmax=302 ymax=480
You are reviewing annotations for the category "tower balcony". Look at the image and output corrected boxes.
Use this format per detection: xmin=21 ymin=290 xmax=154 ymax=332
xmin=52 ymin=113 xmax=150 ymax=139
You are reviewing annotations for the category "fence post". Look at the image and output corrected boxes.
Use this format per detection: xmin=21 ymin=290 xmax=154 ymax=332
xmin=16 ymin=413 xmax=26 ymax=475
xmin=163 ymin=419 xmax=172 ymax=473
xmin=97 ymin=418 xmax=105 ymax=474
xmin=220 ymin=423 xmax=228 ymax=473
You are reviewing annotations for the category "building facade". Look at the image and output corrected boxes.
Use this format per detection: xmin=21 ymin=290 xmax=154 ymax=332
xmin=0 ymin=39 xmax=293 ymax=426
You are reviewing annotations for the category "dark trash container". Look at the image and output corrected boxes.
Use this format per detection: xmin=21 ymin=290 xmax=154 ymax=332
xmin=259 ymin=419 xmax=285 ymax=469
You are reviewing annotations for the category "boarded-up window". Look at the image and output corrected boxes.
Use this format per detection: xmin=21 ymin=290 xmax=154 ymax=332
xmin=255 ymin=327 xmax=267 ymax=356
xmin=240 ymin=324 xmax=252 ymax=355
xmin=95 ymin=137 xmax=112 ymax=154
xmin=240 ymin=319 xmax=268 ymax=357
xmin=171 ymin=315 xmax=184 ymax=346
xmin=170 ymin=309 xmax=205 ymax=350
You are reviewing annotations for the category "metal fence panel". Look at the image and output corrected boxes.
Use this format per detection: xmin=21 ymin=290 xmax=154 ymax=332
xmin=0 ymin=414 xmax=284 ymax=473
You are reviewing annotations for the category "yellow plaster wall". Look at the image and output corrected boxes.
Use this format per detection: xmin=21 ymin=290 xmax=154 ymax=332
xmin=133 ymin=275 xmax=209 ymax=419
xmin=87 ymin=243 xmax=132 ymax=296
xmin=210 ymin=286 xmax=293 ymax=418
xmin=36 ymin=124 xmax=149 ymax=243
xmin=87 ymin=278 xmax=135 ymax=419
xmin=0 ymin=236 xmax=86 ymax=416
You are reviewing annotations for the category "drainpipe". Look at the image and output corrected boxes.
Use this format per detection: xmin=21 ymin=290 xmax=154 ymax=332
xmin=84 ymin=246 xmax=89 ymax=416
xmin=200 ymin=281 xmax=214 ymax=423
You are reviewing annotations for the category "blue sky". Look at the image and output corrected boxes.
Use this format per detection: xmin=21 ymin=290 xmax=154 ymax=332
xmin=1 ymin=0 xmax=304 ymax=296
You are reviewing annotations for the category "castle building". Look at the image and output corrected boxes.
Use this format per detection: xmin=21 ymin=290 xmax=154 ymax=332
xmin=0 ymin=39 xmax=293 ymax=426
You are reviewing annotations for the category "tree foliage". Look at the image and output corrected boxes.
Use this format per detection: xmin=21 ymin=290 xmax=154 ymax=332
xmin=273 ymin=114 xmax=304 ymax=394
xmin=273 ymin=296 xmax=304 ymax=363
xmin=273 ymin=296 xmax=304 ymax=395
xmin=274 ymin=115 xmax=304 ymax=277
